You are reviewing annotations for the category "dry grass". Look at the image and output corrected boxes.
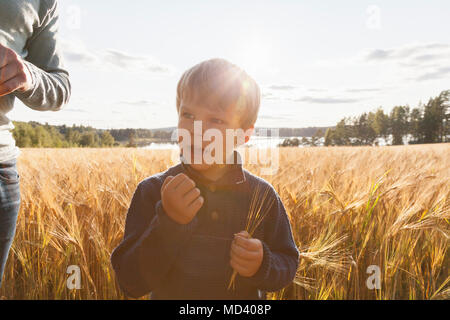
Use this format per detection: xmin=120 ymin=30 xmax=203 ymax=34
xmin=1 ymin=144 xmax=448 ymax=299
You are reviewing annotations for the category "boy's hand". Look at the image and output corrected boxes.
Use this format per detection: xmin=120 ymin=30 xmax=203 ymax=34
xmin=230 ymin=231 xmax=264 ymax=277
xmin=0 ymin=43 xmax=33 ymax=96
xmin=161 ymin=173 xmax=204 ymax=225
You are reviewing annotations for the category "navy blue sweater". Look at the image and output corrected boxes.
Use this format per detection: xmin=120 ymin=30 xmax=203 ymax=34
xmin=110 ymin=150 xmax=299 ymax=299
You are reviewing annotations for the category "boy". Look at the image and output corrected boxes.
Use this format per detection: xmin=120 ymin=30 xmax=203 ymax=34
xmin=110 ymin=58 xmax=299 ymax=299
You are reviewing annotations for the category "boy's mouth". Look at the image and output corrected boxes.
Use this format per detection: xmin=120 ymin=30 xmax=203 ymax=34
xmin=187 ymin=145 xmax=205 ymax=154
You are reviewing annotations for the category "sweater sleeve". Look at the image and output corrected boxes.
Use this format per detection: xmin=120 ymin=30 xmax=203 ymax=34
xmin=13 ymin=0 xmax=71 ymax=111
xmin=238 ymin=187 xmax=299 ymax=292
xmin=110 ymin=179 xmax=198 ymax=298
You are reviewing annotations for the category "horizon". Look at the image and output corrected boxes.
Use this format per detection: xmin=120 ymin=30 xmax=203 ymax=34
xmin=13 ymin=120 xmax=335 ymax=131
xmin=8 ymin=0 xmax=450 ymax=130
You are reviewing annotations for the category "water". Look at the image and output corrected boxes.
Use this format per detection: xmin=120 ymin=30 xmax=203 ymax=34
xmin=140 ymin=134 xmax=418 ymax=149
xmin=141 ymin=136 xmax=310 ymax=150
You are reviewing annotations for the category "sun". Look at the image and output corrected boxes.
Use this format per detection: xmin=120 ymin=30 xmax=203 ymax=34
xmin=236 ymin=38 xmax=273 ymax=75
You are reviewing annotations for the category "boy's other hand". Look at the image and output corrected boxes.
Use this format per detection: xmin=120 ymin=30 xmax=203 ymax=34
xmin=161 ymin=173 xmax=204 ymax=225
xmin=230 ymin=231 xmax=263 ymax=277
xmin=0 ymin=43 xmax=33 ymax=96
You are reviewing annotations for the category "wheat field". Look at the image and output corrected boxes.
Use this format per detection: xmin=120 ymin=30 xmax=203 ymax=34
xmin=1 ymin=144 xmax=448 ymax=299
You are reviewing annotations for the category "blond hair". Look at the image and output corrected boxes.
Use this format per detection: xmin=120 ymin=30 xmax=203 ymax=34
xmin=176 ymin=58 xmax=260 ymax=129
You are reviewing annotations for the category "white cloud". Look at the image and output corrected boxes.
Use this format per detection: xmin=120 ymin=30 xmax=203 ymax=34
xmin=261 ymin=83 xmax=387 ymax=104
xmin=60 ymin=39 xmax=176 ymax=75
xmin=358 ymin=42 xmax=450 ymax=82
xmin=415 ymin=66 xmax=450 ymax=81
xmin=103 ymin=49 xmax=175 ymax=74
xmin=60 ymin=39 xmax=97 ymax=63
xmin=311 ymin=42 xmax=450 ymax=83
xmin=360 ymin=43 xmax=450 ymax=63
xmin=267 ymin=84 xmax=298 ymax=91
xmin=292 ymin=96 xmax=360 ymax=104
xmin=118 ymin=99 xmax=162 ymax=107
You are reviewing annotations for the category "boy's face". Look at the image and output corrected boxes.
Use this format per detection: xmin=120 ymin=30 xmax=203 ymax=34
xmin=177 ymin=98 xmax=253 ymax=172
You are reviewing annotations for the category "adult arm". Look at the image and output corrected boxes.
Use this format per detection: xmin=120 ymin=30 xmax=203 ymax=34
xmin=13 ymin=0 xmax=71 ymax=110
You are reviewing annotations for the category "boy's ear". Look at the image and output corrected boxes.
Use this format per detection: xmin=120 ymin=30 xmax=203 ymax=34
xmin=244 ymin=125 xmax=254 ymax=144
xmin=233 ymin=125 xmax=254 ymax=147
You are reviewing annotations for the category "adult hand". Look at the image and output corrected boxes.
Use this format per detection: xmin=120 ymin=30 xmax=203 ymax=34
xmin=0 ymin=43 xmax=33 ymax=96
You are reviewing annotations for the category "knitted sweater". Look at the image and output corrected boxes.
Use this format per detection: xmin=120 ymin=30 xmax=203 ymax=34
xmin=111 ymin=151 xmax=299 ymax=299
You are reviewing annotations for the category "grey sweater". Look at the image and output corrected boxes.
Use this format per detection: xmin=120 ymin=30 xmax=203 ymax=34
xmin=0 ymin=0 xmax=70 ymax=162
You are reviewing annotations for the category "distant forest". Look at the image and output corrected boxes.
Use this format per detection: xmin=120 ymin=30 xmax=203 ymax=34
xmin=11 ymin=121 xmax=332 ymax=148
xmin=11 ymin=90 xmax=448 ymax=148
xmin=281 ymin=89 xmax=449 ymax=147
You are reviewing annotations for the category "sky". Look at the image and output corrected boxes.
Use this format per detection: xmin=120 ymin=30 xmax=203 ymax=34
xmin=9 ymin=0 xmax=450 ymax=129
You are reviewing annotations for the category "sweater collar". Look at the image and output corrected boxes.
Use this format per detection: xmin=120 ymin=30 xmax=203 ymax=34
xmin=179 ymin=150 xmax=246 ymax=190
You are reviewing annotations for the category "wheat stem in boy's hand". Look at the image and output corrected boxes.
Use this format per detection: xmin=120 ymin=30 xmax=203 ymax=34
xmin=228 ymin=184 xmax=275 ymax=291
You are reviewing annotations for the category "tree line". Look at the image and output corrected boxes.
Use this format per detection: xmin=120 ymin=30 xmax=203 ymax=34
xmin=280 ymin=90 xmax=449 ymax=147
xmin=11 ymin=122 xmax=179 ymax=148
xmin=12 ymin=90 xmax=449 ymax=148
xmin=12 ymin=122 xmax=117 ymax=148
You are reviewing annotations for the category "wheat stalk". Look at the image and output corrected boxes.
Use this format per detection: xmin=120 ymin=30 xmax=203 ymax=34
xmin=227 ymin=183 xmax=275 ymax=291
xmin=4 ymin=145 xmax=449 ymax=299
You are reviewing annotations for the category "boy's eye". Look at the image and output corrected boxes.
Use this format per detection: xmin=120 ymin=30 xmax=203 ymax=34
xmin=182 ymin=112 xmax=194 ymax=119
xmin=211 ymin=118 xmax=224 ymax=124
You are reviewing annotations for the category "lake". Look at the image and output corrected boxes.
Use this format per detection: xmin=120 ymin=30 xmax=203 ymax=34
xmin=140 ymin=136 xmax=316 ymax=149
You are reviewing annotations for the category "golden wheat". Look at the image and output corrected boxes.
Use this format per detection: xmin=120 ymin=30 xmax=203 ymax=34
xmin=0 ymin=144 xmax=448 ymax=299
xmin=227 ymin=183 xmax=275 ymax=291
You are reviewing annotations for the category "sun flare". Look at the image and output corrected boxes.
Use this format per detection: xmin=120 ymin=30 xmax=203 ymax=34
xmin=236 ymin=39 xmax=273 ymax=75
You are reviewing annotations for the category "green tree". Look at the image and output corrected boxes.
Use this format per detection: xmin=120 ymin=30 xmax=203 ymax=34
xmin=279 ymin=137 xmax=300 ymax=147
xmin=333 ymin=118 xmax=351 ymax=145
xmin=421 ymin=90 xmax=449 ymax=143
xmin=80 ymin=132 xmax=96 ymax=147
xmin=353 ymin=113 xmax=376 ymax=145
xmin=372 ymin=107 xmax=389 ymax=142
xmin=65 ymin=128 xmax=82 ymax=146
xmin=324 ymin=128 xmax=334 ymax=146
xmin=389 ymin=106 xmax=409 ymax=145
xmin=126 ymin=131 xmax=137 ymax=147
xmin=310 ymin=129 xmax=323 ymax=147
xmin=301 ymin=137 xmax=309 ymax=146
xmin=101 ymin=131 xmax=115 ymax=146
xmin=409 ymin=107 xmax=423 ymax=143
